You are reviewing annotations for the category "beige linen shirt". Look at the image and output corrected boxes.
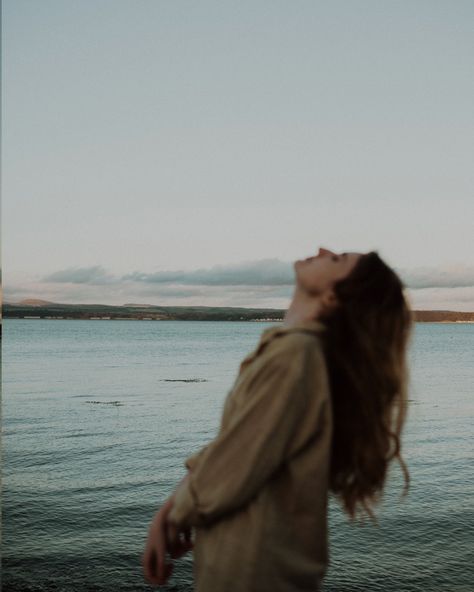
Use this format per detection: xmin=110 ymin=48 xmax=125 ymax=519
xmin=168 ymin=320 xmax=333 ymax=592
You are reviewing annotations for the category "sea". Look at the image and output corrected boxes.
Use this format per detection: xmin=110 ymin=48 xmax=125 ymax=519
xmin=2 ymin=319 xmax=473 ymax=592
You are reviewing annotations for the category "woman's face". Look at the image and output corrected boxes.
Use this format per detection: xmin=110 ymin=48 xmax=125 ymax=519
xmin=294 ymin=247 xmax=362 ymax=295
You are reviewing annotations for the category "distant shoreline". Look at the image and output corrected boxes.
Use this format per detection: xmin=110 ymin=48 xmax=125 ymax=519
xmin=2 ymin=302 xmax=473 ymax=323
xmin=4 ymin=318 xmax=474 ymax=323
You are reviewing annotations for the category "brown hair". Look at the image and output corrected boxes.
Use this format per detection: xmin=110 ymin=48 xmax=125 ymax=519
xmin=320 ymin=251 xmax=414 ymax=525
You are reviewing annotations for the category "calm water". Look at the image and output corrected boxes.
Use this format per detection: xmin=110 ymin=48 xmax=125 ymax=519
xmin=2 ymin=319 xmax=473 ymax=592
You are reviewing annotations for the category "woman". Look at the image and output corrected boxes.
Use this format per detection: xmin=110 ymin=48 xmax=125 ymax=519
xmin=143 ymin=247 xmax=413 ymax=591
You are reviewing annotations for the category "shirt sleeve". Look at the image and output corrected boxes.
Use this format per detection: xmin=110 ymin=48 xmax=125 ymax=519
xmin=168 ymin=337 xmax=327 ymax=528
xmin=184 ymin=444 xmax=211 ymax=471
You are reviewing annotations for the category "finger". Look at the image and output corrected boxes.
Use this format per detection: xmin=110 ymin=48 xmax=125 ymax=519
xmin=143 ymin=549 xmax=174 ymax=586
xmin=142 ymin=546 xmax=159 ymax=585
xmin=167 ymin=521 xmax=180 ymax=544
xmin=184 ymin=527 xmax=194 ymax=544
xmin=175 ymin=542 xmax=194 ymax=558
xmin=156 ymin=524 xmax=168 ymax=584
xmin=166 ymin=522 xmax=181 ymax=557
xmin=178 ymin=529 xmax=194 ymax=549
xmin=156 ymin=557 xmax=174 ymax=586
xmin=170 ymin=544 xmax=186 ymax=559
xmin=170 ymin=536 xmax=194 ymax=559
xmin=181 ymin=526 xmax=194 ymax=550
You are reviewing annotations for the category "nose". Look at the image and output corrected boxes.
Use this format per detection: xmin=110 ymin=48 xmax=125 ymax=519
xmin=317 ymin=247 xmax=332 ymax=256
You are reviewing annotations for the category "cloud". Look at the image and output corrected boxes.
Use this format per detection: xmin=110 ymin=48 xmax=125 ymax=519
xmin=122 ymin=258 xmax=294 ymax=286
xmin=41 ymin=260 xmax=474 ymax=290
xmin=397 ymin=264 xmax=474 ymax=289
xmin=43 ymin=266 xmax=116 ymax=285
xmin=125 ymin=259 xmax=474 ymax=290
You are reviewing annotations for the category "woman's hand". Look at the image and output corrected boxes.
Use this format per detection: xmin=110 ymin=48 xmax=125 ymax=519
xmin=165 ymin=517 xmax=194 ymax=559
xmin=142 ymin=496 xmax=194 ymax=587
xmin=142 ymin=497 xmax=175 ymax=586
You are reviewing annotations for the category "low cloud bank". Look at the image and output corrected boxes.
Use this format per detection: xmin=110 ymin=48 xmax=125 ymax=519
xmin=43 ymin=266 xmax=115 ymax=285
xmin=41 ymin=260 xmax=474 ymax=290
xmin=125 ymin=258 xmax=293 ymax=286
xmin=397 ymin=265 xmax=474 ymax=289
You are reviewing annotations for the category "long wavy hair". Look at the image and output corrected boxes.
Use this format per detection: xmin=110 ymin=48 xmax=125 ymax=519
xmin=319 ymin=251 xmax=414 ymax=525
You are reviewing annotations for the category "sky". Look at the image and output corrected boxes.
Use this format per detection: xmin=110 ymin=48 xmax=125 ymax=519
xmin=3 ymin=0 xmax=474 ymax=310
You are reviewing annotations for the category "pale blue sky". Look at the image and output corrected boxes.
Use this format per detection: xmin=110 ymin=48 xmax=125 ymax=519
xmin=3 ymin=1 xmax=474 ymax=309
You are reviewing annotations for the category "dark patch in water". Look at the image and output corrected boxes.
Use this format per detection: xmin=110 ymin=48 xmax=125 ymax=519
xmin=62 ymin=432 xmax=109 ymax=438
xmin=85 ymin=401 xmax=124 ymax=406
xmin=161 ymin=378 xmax=208 ymax=383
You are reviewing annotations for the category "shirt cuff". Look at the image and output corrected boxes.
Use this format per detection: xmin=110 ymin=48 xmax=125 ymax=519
xmin=168 ymin=477 xmax=206 ymax=528
xmin=185 ymin=450 xmax=204 ymax=471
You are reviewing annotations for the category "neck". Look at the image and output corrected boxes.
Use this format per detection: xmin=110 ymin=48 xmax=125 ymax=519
xmin=282 ymin=286 xmax=324 ymax=328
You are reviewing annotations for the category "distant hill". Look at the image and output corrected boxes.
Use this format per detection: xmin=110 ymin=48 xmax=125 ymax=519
xmin=123 ymin=303 xmax=155 ymax=308
xmin=18 ymin=299 xmax=57 ymax=306
xmin=412 ymin=310 xmax=474 ymax=322
xmin=2 ymin=301 xmax=473 ymax=322
xmin=2 ymin=301 xmax=283 ymax=321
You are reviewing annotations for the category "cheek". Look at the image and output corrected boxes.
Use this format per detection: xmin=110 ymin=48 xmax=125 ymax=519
xmin=296 ymin=263 xmax=309 ymax=283
xmin=300 ymin=264 xmax=320 ymax=289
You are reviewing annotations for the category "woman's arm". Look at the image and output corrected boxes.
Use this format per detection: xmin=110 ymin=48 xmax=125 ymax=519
xmin=167 ymin=337 xmax=328 ymax=530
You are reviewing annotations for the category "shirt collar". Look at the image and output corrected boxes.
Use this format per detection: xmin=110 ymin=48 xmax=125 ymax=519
xmin=237 ymin=319 xmax=327 ymax=376
xmin=258 ymin=319 xmax=327 ymax=347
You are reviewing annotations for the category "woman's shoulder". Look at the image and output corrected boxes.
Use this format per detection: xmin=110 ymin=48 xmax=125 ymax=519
xmin=238 ymin=323 xmax=326 ymax=378
xmin=252 ymin=330 xmax=326 ymax=380
xmin=265 ymin=328 xmax=325 ymax=358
